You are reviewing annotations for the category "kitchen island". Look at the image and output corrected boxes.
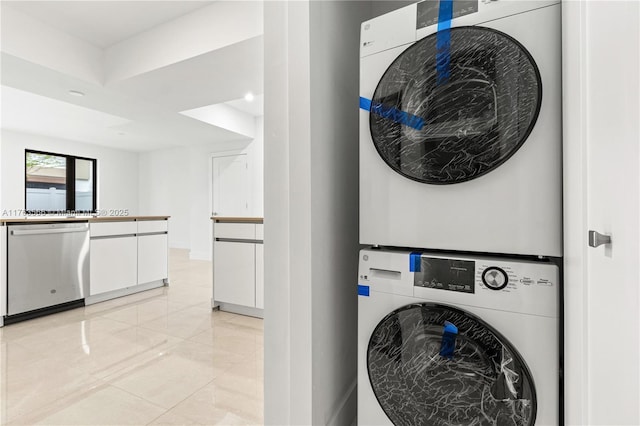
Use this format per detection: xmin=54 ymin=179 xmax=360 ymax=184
xmin=0 ymin=216 xmax=170 ymax=326
xmin=212 ymin=217 xmax=263 ymax=318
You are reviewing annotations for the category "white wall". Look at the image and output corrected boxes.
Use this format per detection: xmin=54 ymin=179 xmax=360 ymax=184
xmin=309 ymin=2 xmax=369 ymax=424
xmin=0 ymin=136 xmax=2 ymax=212
xmin=0 ymin=129 xmax=139 ymax=215
xmin=251 ymin=116 xmax=264 ymax=217
xmin=138 ymin=117 xmax=263 ymax=259
xmin=137 ymin=147 xmax=191 ymax=248
xmin=263 ymin=2 xmax=293 ymax=422
xmin=264 ymin=1 xmax=371 ymax=424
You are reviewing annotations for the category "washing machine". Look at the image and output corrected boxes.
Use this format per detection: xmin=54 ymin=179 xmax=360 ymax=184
xmin=359 ymin=0 xmax=562 ymax=257
xmin=357 ymin=248 xmax=559 ymax=425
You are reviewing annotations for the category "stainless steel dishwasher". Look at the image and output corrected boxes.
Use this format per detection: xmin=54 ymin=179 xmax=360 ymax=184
xmin=7 ymin=222 xmax=89 ymax=320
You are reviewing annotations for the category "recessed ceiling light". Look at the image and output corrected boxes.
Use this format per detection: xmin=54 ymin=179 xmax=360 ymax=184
xmin=68 ymin=90 xmax=85 ymax=97
xmin=244 ymin=92 xmax=255 ymax=102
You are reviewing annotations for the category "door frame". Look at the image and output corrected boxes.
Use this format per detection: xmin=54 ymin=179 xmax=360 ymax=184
xmin=562 ymin=2 xmax=588 ymax=424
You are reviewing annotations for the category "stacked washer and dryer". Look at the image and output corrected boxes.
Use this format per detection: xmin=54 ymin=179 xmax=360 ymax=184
xmin=357 ymin=1 xmax=562 ymax=425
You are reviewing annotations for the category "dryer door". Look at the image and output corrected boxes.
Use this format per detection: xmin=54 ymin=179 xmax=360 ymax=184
xmin=367 ymin=303 xmax=536 ymax=426
xmin=369 ymin=26 xmax=541 ymax=184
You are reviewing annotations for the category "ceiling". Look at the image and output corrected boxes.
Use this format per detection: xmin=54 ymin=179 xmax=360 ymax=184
xmin=3 ymin=1 xmax=214 ymax=48
xmin=0 ymin=1 xmax=264 ymax=152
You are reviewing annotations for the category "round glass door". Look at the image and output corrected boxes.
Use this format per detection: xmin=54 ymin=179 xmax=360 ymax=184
xmin=367 ymin=303 xmax=536 ymax=425
xmin=369 ymin=27 xmax=542 ymax=184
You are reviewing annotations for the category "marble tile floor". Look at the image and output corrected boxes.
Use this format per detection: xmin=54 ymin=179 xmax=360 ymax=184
xmin=0 ymin=249 xmax=264 ymax=425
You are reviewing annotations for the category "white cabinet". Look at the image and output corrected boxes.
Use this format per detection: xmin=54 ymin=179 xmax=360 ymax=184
xmin=90 ymin=236 xmax=137 ymax=295
xmin=216 ymin=223 xmax=255 ymax=239
xmin=0 ymin=227 xmax=6 ymax=323
xmin=137 ymin=220 xmax=169 ymax=285
xmin=88 ymin=219 xmax=169 ymax=302
xmin=138 ymin=233 xmax=168 ymax=285
xmin=214 ymin=241 xmax=256 ymax=307
xmin=137 ymin=220 xmax=168 ymax=234
xmin=212 ymin=219 xmax=264 ymax=316
xmin=89 ymin=221 xmax=136 ymax=237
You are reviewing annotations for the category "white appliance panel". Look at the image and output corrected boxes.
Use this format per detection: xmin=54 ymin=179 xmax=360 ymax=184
xmin=359 ymin=2 xmax=562 ymax=257
xmin=357 ymin=248 xmax=559 ymax=425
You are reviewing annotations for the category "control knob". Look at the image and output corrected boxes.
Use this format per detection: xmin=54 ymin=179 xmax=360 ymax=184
xmin=481 ymin=267 xmax=508 ymax=290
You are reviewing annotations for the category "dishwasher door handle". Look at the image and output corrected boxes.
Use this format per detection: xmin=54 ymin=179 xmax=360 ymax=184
xmin=11 ymin=227 xmax=88 ymax=236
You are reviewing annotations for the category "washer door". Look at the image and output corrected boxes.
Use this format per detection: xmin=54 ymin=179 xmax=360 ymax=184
xmin=367 ymin=303 xmax=536 ymax=426
xmin=369 ymin=27 xmax=542 ymax=184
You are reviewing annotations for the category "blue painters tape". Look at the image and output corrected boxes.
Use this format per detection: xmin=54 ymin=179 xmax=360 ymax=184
xmin=409 ymin=252 xmax=422 ymax=272
xmin=440 ymin=320 xmax=458 ymax=359
xmin=436 ymin=0 xmax=453 ymax=85
xmin=359 ymin=96 xmax=372 ymax=111
xmin=443 ymin=320 xmax=458 ymax=334
xmin=358 ymin=284 xmax=370 ymax=297
xmin=360 ymin=96 xmax=425 ymax=130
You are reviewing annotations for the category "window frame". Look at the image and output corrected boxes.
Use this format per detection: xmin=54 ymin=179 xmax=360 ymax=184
xmin=24 ymin=149 xmax=98 ymax=214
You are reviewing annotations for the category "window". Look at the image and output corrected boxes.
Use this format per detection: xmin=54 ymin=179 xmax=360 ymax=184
xmin=25 ymin=150 xmax=97 ymax=214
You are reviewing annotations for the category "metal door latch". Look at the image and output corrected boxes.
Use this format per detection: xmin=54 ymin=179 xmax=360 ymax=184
xmin=588 ymin=230 xmax=611 ymax=248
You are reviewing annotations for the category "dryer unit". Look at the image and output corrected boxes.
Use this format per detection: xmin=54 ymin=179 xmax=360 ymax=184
xmin=360 ymin=0 xmax=562 ymax=257
xmin=357 ymin=248 xmax=560 ymax=425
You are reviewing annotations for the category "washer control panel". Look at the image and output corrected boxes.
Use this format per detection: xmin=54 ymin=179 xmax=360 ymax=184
xmin=411 ymin=254 xmax=557 ymax=294
xmin=475 ymin=261 xmax=556 ymax=293
xmin=359 ymin=249 xmax=559 ymax=318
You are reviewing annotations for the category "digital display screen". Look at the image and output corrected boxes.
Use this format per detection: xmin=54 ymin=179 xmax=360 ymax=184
xmin=417 ymin=0 xmax=478 ymax=30
xmin=414 ymin=257 xmax=475 ymax=293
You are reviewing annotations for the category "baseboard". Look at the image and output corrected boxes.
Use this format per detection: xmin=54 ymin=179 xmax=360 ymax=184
xmin=85 ymin=280 xmax=165 ymax=305
xmin=327 ymin=378 xmax=357 ymax=426
xmin=215 ymin=301 xmax=263 ymax=318
xmin=168 ymin=241 xmax=190 ymax=249
xmin=189 ymin=250 xmax=211 ymax=261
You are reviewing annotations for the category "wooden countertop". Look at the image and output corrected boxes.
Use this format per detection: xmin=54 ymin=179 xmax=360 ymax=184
xmin=211 ymin=217 xmax=263 ymax=224
xmin=91 ymin=216 xmax=169 ymax=222
xmin=0 ymin=215 xmax=170 ymax=225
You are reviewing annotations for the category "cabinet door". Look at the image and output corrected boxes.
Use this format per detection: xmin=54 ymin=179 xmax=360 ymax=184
xmin=1 ymin=227 xmax=7 ymax=317
xmin=214 ymin=241 xmax=255 ymax=307
xmin=138 ymin=234 xmax=168 ymax=284
xmin=137 ymin=220 xmax=168 ymax=234
xmin=90 ymin=221 xmax=136 ymax=237
xmin=255 ymin=244 xmax=264 ymax=309
xmin=90 ymin=237 xmax=137 ymax=295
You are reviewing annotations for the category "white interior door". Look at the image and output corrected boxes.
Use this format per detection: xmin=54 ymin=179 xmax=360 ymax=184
xmin=584 ymin=2 xmax=639 ymax=423
xmin=564 ymin=2 xmax=640 ymax=424
xmin=212 ymin=154 xmax=250 ymax=217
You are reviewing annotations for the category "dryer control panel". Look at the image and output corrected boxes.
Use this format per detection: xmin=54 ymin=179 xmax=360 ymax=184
xmin=416 ymin=0 xmax=478 ymax=29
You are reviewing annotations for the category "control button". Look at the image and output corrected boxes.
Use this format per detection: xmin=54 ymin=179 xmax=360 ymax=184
xmin=482 ymin=267 xmax=508 ymax=290
xmin=521 ymin=278 xmax=533 ymax=285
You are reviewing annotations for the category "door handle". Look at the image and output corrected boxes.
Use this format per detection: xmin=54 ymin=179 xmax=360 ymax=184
xmin=588 ymin=230 xmax=611 ymax=248
xmin=11 ymin=227 xmax=88 ymax=236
